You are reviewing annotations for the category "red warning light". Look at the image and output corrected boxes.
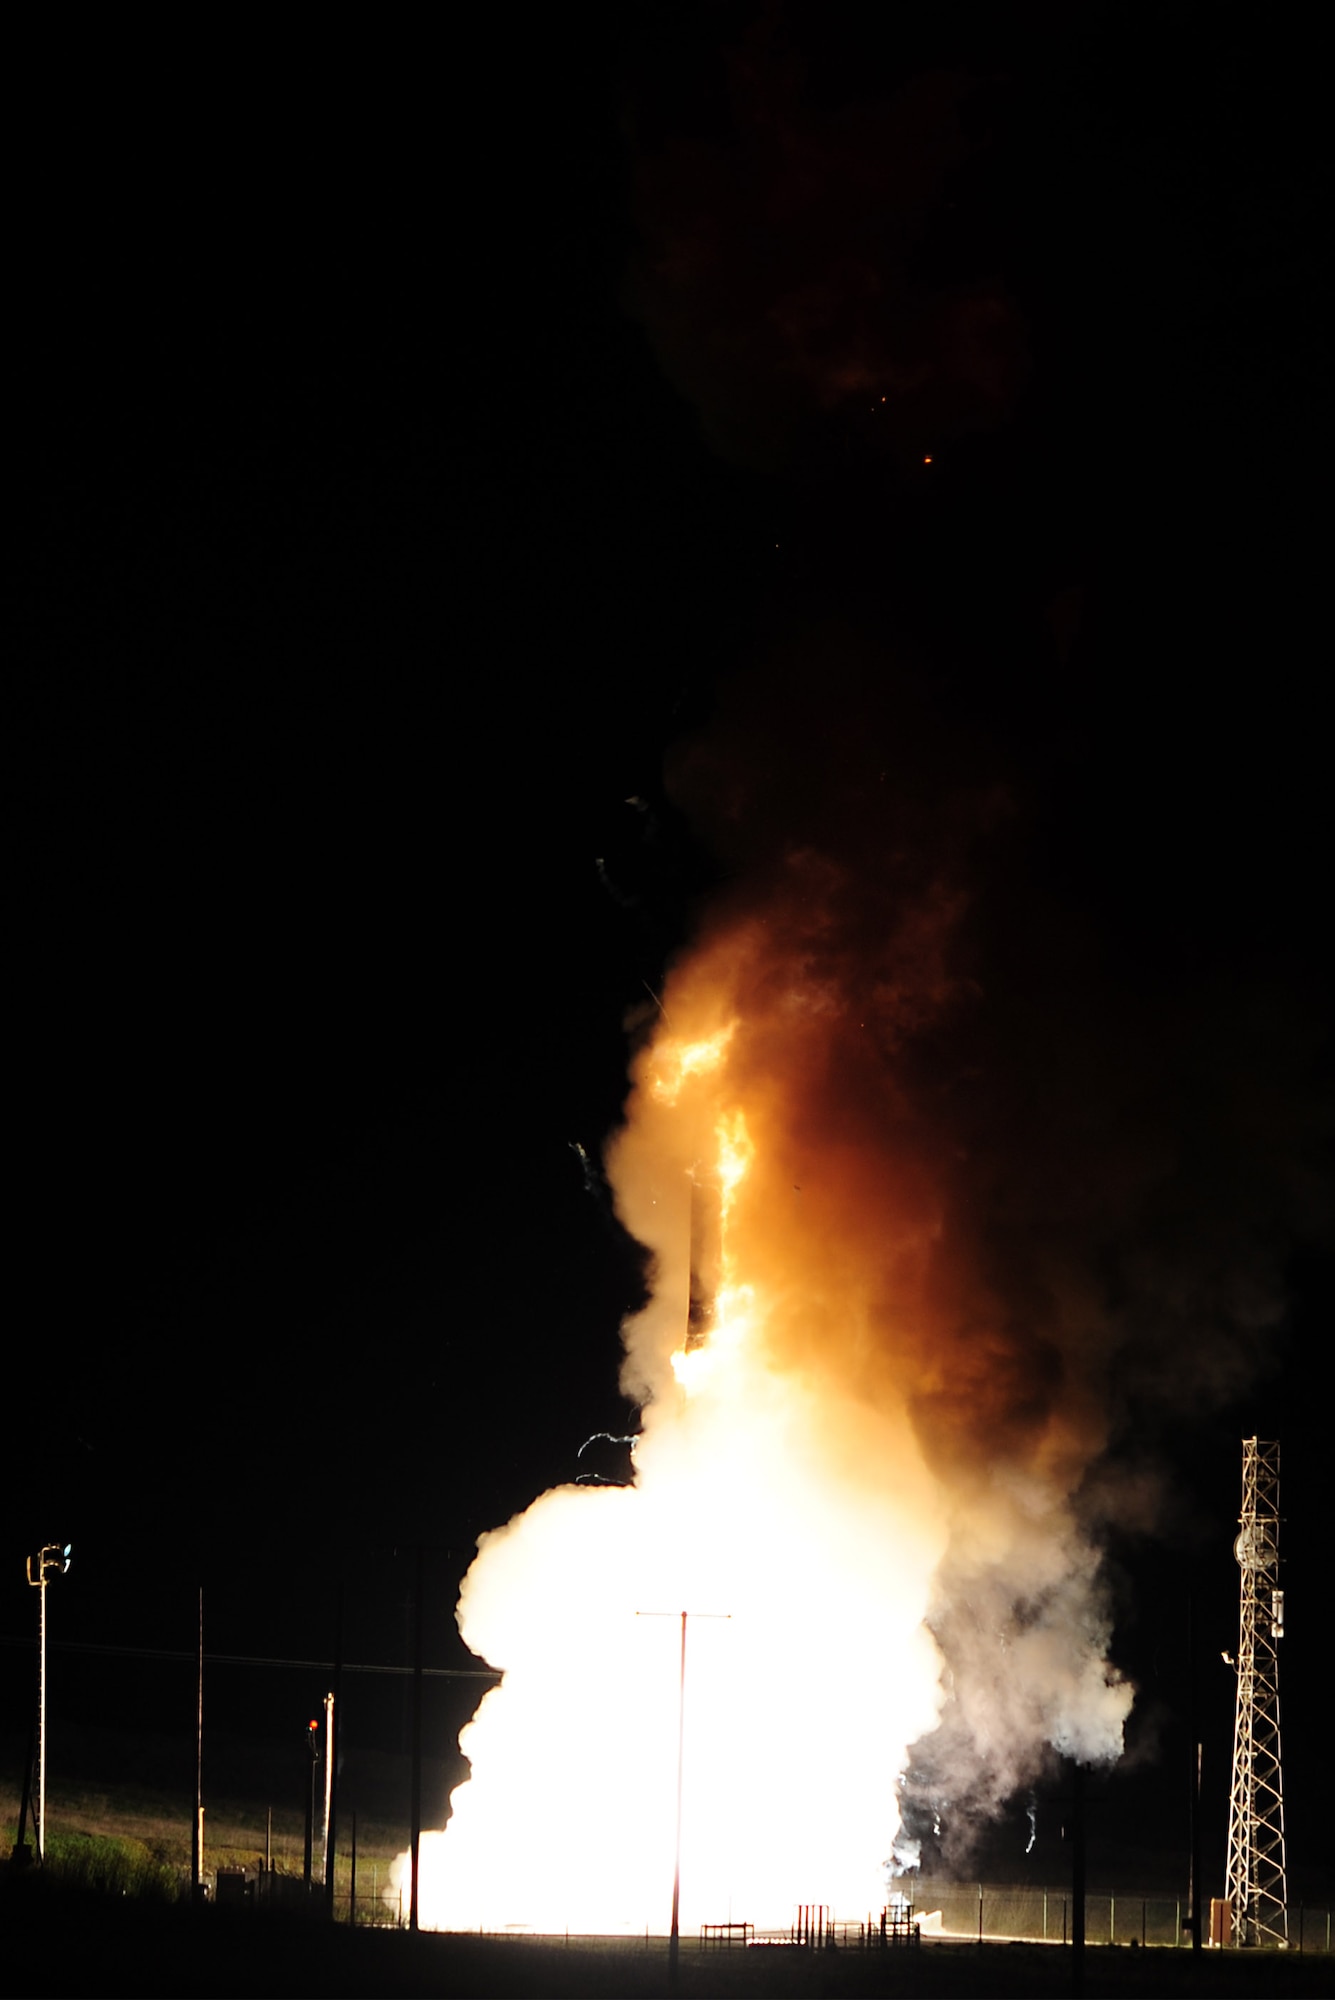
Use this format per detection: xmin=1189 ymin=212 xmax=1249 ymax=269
xmin=923 ymin=455 xmax=933 ymax=465
xmin=309 ymin=1719 xmax=319 ymax=1730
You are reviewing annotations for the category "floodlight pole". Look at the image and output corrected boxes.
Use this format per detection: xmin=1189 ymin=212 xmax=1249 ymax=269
xmin=36 ymin=1563 xmax=48 ymax=1863
xmin=25 ymin=1543 xmax=71 ymax=1865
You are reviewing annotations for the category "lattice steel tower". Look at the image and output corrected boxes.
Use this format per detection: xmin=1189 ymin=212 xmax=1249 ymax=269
xmin=1224 ymin=1437 xmax=1287 ymax=1947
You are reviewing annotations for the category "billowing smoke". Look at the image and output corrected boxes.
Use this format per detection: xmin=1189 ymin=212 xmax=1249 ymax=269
xmin=620 ymin=13 xmax=1030 ymax=469
xmin=611 ymin=654 xmax=1139 ymax=1837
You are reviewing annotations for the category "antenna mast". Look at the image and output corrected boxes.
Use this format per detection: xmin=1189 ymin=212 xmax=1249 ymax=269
xmin=1224 ymin=1437 xmax=1287 ymax=1947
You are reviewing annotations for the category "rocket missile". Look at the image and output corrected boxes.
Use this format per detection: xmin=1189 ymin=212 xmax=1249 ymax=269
xmin=685 ymin=1166 xmax=722 ymax=1352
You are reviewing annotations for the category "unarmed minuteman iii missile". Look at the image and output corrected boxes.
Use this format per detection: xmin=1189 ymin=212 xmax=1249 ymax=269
xmin=685 ymin=1165 xmax=723 ymax=1352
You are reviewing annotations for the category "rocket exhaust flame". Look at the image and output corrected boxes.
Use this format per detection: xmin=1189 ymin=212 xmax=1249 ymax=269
xmin=393 ymin=758 xmax=1138 ymax=1930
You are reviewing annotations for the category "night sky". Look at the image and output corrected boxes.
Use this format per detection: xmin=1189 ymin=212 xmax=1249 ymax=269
xmin=11 ymin=7 xmax=1333 ymax=1906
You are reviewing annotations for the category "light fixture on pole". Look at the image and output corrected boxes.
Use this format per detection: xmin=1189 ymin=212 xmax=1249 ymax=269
xmin=25 ymin=1543 xmax=72 ymax=1865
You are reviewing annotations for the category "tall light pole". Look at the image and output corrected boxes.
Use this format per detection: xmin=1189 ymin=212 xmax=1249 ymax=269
xmin=25 ymin=1543 xmax=72 ymax=1864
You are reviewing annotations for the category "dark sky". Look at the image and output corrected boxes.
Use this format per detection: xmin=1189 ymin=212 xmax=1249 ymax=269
xmin=10 ymin=6 xmax=1332 ymax=1899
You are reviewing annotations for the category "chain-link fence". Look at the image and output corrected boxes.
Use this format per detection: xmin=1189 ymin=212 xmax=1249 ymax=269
xmin=907 ymin=1881 xmax=1331 ymax=1951
xmin=912 ymin=1880 xmax=1180 ymax=1945
xmin=193 ymin=1869 xmax=1335 ymax=1949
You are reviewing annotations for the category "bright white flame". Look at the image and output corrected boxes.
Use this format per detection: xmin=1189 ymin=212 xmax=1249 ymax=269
xmin=398 ymin=1367 xmax=947 ymax=1932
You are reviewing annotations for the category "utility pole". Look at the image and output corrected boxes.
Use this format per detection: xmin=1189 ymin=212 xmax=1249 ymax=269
xmin=1186 ymin=1590 xmax=1202 ymax=1963
xmin=193 ymin=1587 xmax=204 ymax=1900
xmin=670 ymin=1612 xmax=686 ymax=1971
xmin=1224 ymin=1438 xmax=1288 ymax=1947
xmin=390 ymin=1540 xmax=475 ymax=1933
xmin=410 ymin=1542 xmax=423 ymax=1932
xmin=638 ymin=1609 xmax=730 ymax=1989
xmin=304 ymin=1717 xmax=319 ymax=1887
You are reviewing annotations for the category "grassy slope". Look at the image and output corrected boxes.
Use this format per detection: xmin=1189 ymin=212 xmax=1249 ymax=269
xmin=0 ymin=1771 xmax=408 ymax=1913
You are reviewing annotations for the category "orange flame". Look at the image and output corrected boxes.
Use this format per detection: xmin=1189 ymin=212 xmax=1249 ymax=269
xmin=646 ymin=1024 xmax=735 ymax=1105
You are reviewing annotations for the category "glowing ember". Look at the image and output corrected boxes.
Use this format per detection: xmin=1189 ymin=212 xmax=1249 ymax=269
xmin=394 ymin=842 xmax=1131 ymax=1932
